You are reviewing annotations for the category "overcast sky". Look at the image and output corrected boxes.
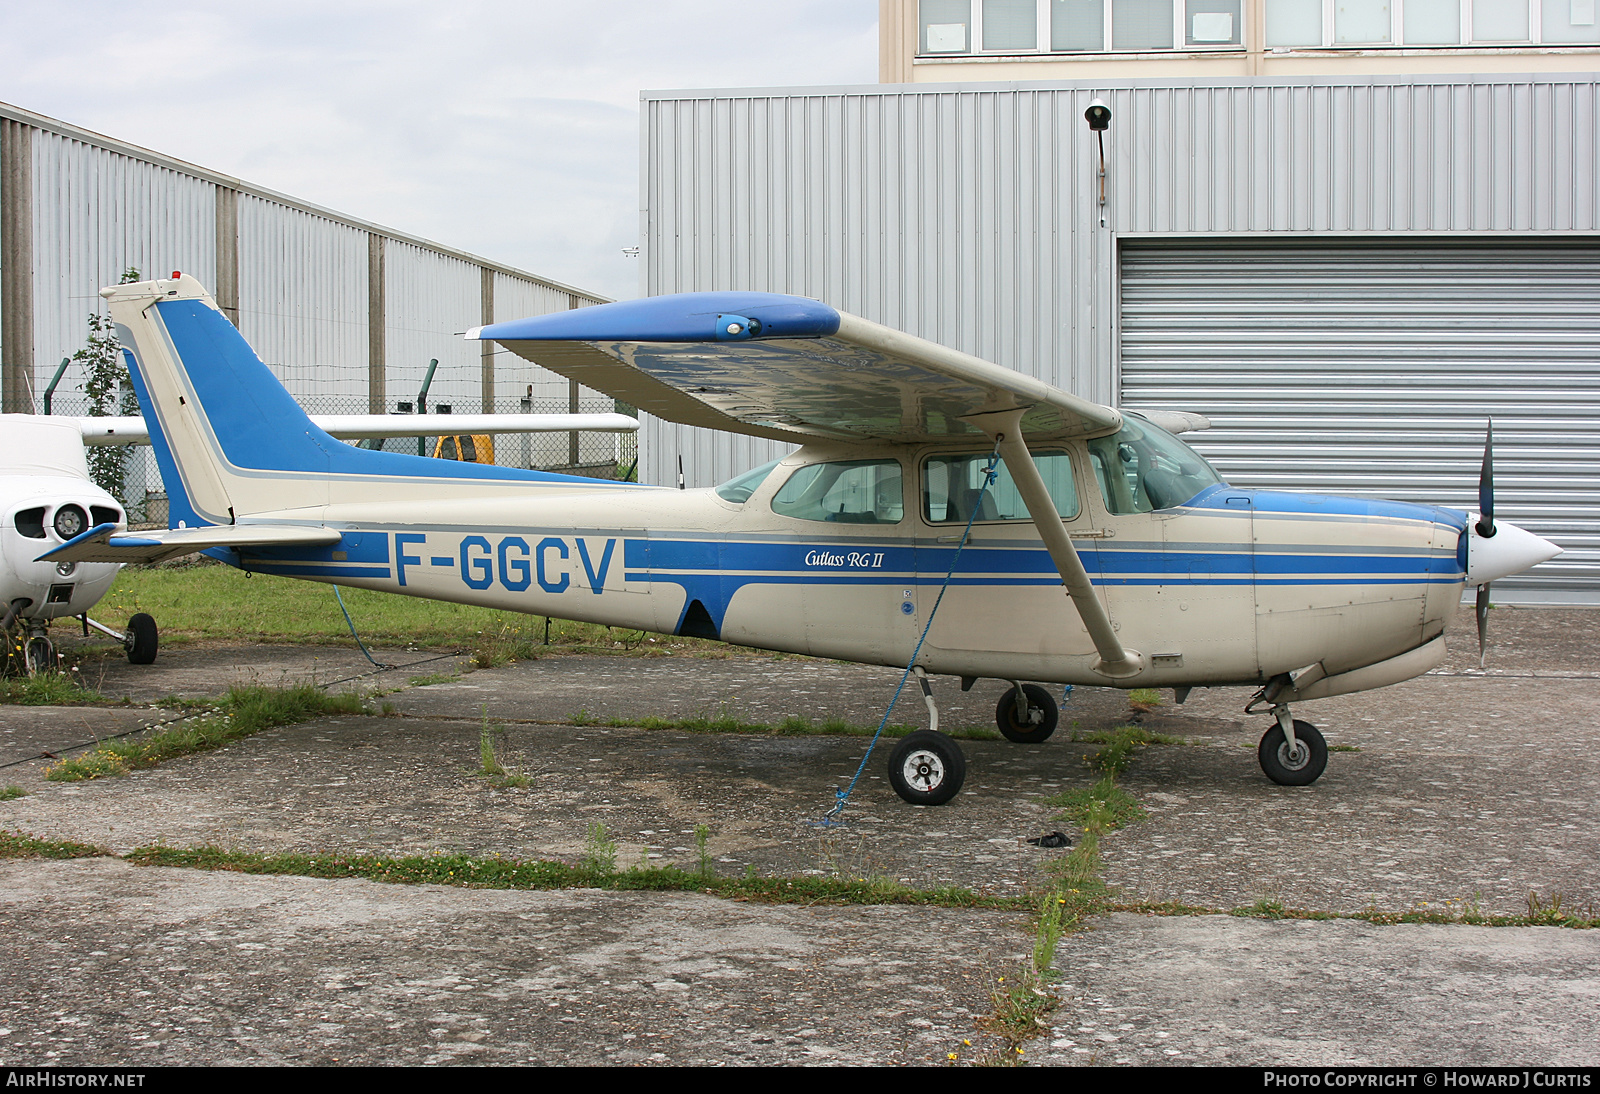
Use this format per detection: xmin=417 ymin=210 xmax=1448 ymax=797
xmin=0 ymin=1 xmax=878 ymax=301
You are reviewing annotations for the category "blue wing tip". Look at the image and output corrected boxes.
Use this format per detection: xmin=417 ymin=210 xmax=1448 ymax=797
xmin=478 ymin=291 xmax=841 ymax=343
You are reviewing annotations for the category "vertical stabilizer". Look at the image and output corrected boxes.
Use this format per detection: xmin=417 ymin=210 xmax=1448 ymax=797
xmin=103 ymin=274 xmax=622 ymax=528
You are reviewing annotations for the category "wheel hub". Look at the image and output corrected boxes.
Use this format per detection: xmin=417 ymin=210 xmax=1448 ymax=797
xmin=903 ymin=749 xmax=945 ymax=790
xmin=1278 ymin=740 xmax=1310 ymax=770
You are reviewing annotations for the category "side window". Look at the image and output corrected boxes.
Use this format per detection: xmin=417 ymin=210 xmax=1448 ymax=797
xmin=923 ymin=451 xmax=1079 ymax=523
xmin=771 ymin=459 xmax=904 ymax=524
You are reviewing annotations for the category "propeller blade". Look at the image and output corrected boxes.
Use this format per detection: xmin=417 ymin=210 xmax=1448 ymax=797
xmin=1476 ymin=582 xmax=1490 ymax=668
xmin=1476 ymin=418 xmax=1496 ymax=538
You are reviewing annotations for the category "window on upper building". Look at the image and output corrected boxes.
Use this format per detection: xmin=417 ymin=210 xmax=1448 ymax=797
xmin=922 ymin=0 xmax=1245 ymax=53
xmin=920 ymin=0 xmax=1596 ymax=54
xmin=1265 ymin=0 xmax=1593 ymax=46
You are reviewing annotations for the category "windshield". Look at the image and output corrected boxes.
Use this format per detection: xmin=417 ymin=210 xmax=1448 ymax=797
xmin=714 ymin=457 xmax=785 ymax=504
xmin=1086 ymin=416 xmax=1222 ymax=514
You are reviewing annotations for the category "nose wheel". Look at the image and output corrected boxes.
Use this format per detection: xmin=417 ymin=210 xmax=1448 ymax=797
xmin=1258 ymin=716 xmax=1327 ymax=786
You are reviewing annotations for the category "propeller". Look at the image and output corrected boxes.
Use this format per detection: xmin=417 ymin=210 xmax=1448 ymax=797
xmin=1462 ymin=419 xmax=1562 ymax=662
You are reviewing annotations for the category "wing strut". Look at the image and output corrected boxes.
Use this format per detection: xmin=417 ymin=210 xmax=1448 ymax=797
xmin=969 ymin=408 xmax=1145 ymax=680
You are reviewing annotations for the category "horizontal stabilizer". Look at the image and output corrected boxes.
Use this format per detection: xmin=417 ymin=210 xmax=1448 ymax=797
xmin=68 ymin=413 xmax=638 ymax=446
xmin=39 ymin=523 xmax=342 ymax=566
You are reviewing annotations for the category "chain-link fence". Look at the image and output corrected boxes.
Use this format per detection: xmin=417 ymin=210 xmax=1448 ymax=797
xmin=45 ymin=391 xmax=639 ymax=529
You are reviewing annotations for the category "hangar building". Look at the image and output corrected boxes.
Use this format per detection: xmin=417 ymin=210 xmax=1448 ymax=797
xmin=639 ymin=3 xmax=1600 ymax=601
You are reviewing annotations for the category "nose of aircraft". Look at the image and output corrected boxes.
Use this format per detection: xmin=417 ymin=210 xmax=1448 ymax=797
xmin=1464 ymin=516 xmax=1562 ymax=587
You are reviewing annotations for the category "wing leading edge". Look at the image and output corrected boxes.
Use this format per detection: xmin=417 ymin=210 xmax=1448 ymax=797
xmin=470 ymin=292 xmax=1122 ymax=444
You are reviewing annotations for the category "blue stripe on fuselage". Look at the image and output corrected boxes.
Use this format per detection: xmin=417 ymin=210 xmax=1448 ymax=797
xmin=1186 ymin=485 xmax=1470 ymax=530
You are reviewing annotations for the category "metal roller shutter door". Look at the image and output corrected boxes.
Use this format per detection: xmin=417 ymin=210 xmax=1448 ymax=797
xmin=1118 ymin=238 xmax=1600 ymax=602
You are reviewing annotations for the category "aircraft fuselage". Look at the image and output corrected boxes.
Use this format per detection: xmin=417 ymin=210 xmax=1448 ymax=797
xmin=226 ymin=440 xmax=1467 ymax=690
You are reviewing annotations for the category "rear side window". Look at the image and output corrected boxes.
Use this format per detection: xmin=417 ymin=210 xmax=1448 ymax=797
xmin=923 ymin=451 xmax=1079 ymax=523
xmin=771 ymin=459 xmax=904 ymax=524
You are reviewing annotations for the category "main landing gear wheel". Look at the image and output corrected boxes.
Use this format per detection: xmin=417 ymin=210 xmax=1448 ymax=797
xmin=1258 ymin=719 xmax=1327 ymax=786
xmin=995 ymin=683 xmax=1058 ymax=744
xmin=25 ymin=635 xmax=55 ymax=675
xmin=888 ymin=730 xmax=967 ymax=806
xmin=124 ymin=613 xmax=158 ymax=665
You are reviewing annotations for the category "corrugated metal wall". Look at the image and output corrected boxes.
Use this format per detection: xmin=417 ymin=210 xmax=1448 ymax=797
xmin=1120 ymin=237 xmax=1600 ymax=600
xmin=32 ymin=131 xmax=217 ymax=400
xmin=0 ymin=99 xmax=614 ymax=508
xmin=237 ymin=195 xmax=368 ymax=406
xmin=643 ymin=75 xmax=1600 ymax=599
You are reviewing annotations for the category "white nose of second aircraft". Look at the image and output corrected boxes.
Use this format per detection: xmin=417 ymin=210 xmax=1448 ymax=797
xmin=1464 ymin=516 xmax=1562 ymax=587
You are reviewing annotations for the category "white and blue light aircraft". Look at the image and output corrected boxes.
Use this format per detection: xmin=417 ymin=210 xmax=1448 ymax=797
xmin=3 ymin=406 xmax=635 ymax=673
xmin=44 ymin=274 xmax=1559 ymax=804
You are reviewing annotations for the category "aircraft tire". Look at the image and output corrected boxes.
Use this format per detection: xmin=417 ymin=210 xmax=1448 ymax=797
xmin=995 ymin=684 xmax=1058 ymax=744
xmin=1258 ymin=720 xmax=1327 ymax=786
xmin=24 ymin=636 xmax=55 ymax=675
xmin=888 ymin=730 xmax=967 ymax=806
xmin=124 ymin=614 xmax=159 ymax=665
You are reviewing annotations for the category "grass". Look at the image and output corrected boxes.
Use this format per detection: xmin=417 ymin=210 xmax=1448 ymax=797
xmin=1 ymin=786 xmax=28 ymax=800
xmin=0 ymin=673 xmax=104 ymax=705
xmin=121 ymin=840 xmax=1020 ymax=909
xmin=0 ymin=830 xmax=107 ymax=859
xmin=100 ymin=562 xmax=755 ymax=659
xmin=477 ymin=706 xmax=532 ymax=788
xmin=42 ymin=684 xmax=369 ymax=781
xmin=966 ymin=724 xmax=1170 ymax=1063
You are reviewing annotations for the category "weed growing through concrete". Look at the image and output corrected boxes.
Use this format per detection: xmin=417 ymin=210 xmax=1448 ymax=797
xmin=42 ymin=685 xmax=369 ymax=781
xmin=581 ymin=821 xmax=618 ymax=875
xmin=0 ymin=786 xmax=28 ymax=800
xmin=694 ymin=823 xmax=713 ymax=880
xmin=0 ymin=830 xmax=107 ymax=859
xmin=119 ymin=841 xmax=1019 ymax=908
xmin=970 ymin=724 xmax=1171 ymax=1062
xmin=478 ymin=705 xmax=504 ymax=777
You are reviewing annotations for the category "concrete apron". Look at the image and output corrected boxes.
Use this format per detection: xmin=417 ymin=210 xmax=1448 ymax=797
xmin=0 ymin=606 xmax=1595 ymax=1065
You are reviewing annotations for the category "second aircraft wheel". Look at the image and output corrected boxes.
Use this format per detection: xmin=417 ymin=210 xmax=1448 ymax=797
xmin=1258 ymin=720 xmax=1328 ymax=786
xmin=124 ymin=613 xmax=159 ymax=665
xmin=888 ymin=730 xmax=967 ymax=806
xmin=995 ymin=683 xmax=1058 ymax=744
xmin=25 ymin=635 xmax=55 ymax=675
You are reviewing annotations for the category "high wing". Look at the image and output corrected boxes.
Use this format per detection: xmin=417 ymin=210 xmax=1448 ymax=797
xmin=39 ymin=522 xmax=342 ymax=566
xmin=473 ymin=291 xmax=1154 ymax=679
xmin=468 ymin=292 xmax=1122 ymax=444
xmin=70 ymin=413 xmax=638 ymax=446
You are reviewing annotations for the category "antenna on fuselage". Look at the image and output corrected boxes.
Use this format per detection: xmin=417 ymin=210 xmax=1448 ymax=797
xmin=677 ymin=455 xmax=685 ymax=490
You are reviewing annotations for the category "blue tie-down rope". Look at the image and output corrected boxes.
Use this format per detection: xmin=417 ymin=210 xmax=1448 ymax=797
xmin=334 ymin=584 xmax=389 ymax=670
xmin=815 ymin=440 xmax=1003 ymax=826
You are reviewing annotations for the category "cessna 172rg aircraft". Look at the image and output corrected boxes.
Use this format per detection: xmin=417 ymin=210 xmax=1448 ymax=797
xmin=44 ymin=274 xmax=1559 ymax=805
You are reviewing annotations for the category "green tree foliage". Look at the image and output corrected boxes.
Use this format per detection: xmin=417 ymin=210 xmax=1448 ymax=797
xmin=73 ymin=267 xmax=142 ymax=496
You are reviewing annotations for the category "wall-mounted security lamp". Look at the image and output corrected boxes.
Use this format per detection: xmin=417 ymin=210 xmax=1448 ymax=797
xmin=1085 ymin=97 xmax=1111 ymax=226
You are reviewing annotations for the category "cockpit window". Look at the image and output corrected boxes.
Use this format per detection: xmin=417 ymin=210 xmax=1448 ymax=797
xmin=923 ymin=451 xmax=1079 ymax=523
xmin=771 ymin=459 xmax=904 ymax=524
xmin=1087 ymin=415 xmax=1222 ymax=514
xmin=715 ymin=457 xmax=785 ymax=504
